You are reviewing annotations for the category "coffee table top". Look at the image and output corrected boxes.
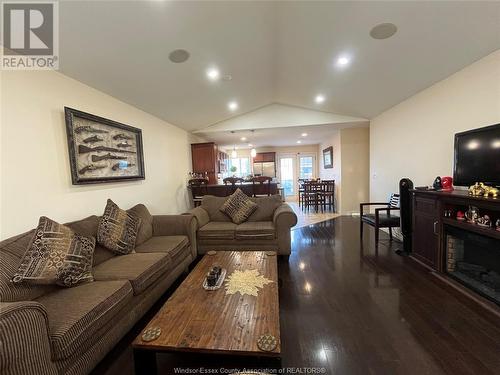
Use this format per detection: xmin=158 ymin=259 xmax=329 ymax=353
xmin=133 ymin=251 xmax=280 ymax=357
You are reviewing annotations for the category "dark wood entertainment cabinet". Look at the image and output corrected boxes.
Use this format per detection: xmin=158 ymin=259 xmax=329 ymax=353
xmin=411 ymin=189 xmax=500 ymax=308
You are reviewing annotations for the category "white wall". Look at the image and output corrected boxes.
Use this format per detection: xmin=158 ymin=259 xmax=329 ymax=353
xmin=319 ymin=131 xmax=342 ymax=210
xmin=1 ymin=71 xmax=193 ymax=239
xmin=340 ymin=127 xmax=370 ymax=215
xmin=319 ymin=128 xmax=370 ymax=214
xmin=370 ymin=50 xmax=500 ymax=203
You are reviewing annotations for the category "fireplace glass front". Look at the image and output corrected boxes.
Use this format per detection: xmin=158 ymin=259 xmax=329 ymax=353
xmin=445 ymin=226 xmax=500 ymax=305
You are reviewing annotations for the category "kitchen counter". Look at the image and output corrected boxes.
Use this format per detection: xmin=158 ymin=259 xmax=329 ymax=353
xmin=189 ymin=182 xmax=280 ymax=197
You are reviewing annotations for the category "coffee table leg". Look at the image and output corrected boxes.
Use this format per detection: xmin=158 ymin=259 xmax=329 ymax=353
xmin=133 ymin=348 xmax=157 ymax=375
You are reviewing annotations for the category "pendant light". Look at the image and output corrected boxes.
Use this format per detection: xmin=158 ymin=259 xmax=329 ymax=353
xmin=250 ymin=148 xmax=257 ymax=158
xmin=231 ymin=146 xmax=237 ymax=158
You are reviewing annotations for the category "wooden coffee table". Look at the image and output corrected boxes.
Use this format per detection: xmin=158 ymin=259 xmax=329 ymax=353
xmin=132 ymin=251 xmax=281 ymax=373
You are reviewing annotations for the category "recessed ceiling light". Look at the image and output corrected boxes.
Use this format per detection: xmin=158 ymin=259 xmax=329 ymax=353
xmin=228 ymin=101 xmax=238 ymax=111
xmin=296 ymin=140 xmax=302 ymax=144
xmin=206 ymin=68 xmax=220 ymax=81
xmin=370 ymin=23 xmax=398 ymax=40
xmin=240 ymin=137 xmax=247 ymax=141
xmin=315 ymin=95 xmax=325 ymax=104
xmin=301 ymin=133 xmax=308 ymax=137
xmin=336 ymin=56 xmax=350 ymax=67
xmin=168 ymin=49 xmax=190 ymax=63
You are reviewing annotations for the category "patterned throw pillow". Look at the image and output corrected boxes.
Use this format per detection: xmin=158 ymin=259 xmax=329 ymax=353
xmin=97 ymin=199 xmax=141 ymax=254
xmin=11 ymin=216 xmax=95 ymax=287
xmin=220 ymin=188 xmax=258 ymax=224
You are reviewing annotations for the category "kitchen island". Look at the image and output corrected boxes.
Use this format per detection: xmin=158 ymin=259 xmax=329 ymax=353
xmin=189 ymin=182 xmax=281 ymax=198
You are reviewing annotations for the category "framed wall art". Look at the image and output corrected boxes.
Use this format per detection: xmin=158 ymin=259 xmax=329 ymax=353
xmin=323 ymin=146 xmax=333 ymax=169
xmin=64 ymin=107 xmax=145 ymax=185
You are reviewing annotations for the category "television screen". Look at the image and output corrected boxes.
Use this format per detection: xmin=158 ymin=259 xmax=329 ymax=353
xmin=453 ymin=124 xmax=500 ymax=186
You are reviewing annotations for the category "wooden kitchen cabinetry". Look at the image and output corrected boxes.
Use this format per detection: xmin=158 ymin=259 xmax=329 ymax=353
xmin=191 ymin=142 xmax=228 ymax=184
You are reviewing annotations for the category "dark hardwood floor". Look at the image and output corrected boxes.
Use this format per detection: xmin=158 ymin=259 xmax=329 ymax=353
xmin=92 ymin=216 xmax=500 ymax=375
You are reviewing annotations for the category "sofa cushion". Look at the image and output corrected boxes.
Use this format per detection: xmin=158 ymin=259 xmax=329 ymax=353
xmin=93 ymin=253 xmax=171 ymax=295
xmin=66 ymin=216 xmax=116 ymax=266
xmin=135 ymin=236 xmax=190 ymax=268
xmin=97 ymin=199 xmax=141 ymax=255
xmin=236 ymin=221 xmax=275 ymax=240
xmin=127 ymin=204 xmax=153 ymax=246
xmin=36 ymin=280 xmax=132 ymax=360
xmin=0 ymin=230 xmax=57 ymax=302
xmin=247 ymin=195 xmax=283 ymax=222
xmin=11 ymin=216 xmax=95 ymax=287
xmin=198 ymin=222 xmax=237 ymax=240
xmin=200 ymin=195 xmax=232 ymax=222
xmin=219 ymin=189 xmax=258 ymax=224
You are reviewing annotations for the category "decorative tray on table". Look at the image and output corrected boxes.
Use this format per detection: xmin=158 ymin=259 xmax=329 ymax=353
xmin=202 ymin=266 xmax=227 ymax=291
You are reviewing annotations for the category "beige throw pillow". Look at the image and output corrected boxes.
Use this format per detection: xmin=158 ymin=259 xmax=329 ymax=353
xmin=12 ymin=216 xmax=95 ymax=287
xmin=97 ymin=199 xmax=141 ymax=255
xmin=220 ymin=188 xmax=258 ymax=224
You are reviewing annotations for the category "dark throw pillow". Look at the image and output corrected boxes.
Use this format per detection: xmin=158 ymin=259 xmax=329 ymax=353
xmin=220 ymin=188 xmax=258 ymax=224
xmin=97 ymin=199 xmax=141 ymax=255
xmin=11 ymin=216 xmax=95 ymax=287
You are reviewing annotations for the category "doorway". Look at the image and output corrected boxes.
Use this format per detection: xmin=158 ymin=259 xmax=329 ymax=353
xmin=278 ymin=155 xmax=295 ymax=197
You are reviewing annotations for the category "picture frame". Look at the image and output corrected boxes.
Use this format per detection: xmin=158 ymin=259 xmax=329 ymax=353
xmin=323 ymin=146 xmax=333 ymax=169
xmin=64 ymin=107 xmax=145 ymax=185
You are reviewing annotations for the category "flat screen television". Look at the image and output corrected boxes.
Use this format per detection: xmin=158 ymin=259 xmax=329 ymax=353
xmin=453 ymin=123 xmax=500 ymax=187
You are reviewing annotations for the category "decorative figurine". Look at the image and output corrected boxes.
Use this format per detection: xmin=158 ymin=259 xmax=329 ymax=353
xmin=476 ymin=215 xmax=492 ymax=228
xmin=433 ymin=176 xmax=442 ymax=190
xmin=456 ymin=210 xmax=465 ymax=221
xmin=496 ymin=219 xmax=500 ymax=231
xmin=465 ymin=206 xmax=479 ymax=223
xmin=469 ymin=182 xmax=499 ymax=198
xmin=441 ymin=176 xmax=454 ymax=191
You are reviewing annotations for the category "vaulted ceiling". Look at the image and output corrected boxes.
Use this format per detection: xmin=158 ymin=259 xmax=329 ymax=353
xmin=59 ymin=1 xmax=500 ymax=132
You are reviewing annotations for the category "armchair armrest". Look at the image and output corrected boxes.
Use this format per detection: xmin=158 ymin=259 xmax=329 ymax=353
xmin=185 ymin=206 xmax=210 ymax=229
xmin=273 ymin=204 xmax=297 ymax=229
xmin=153 ymin=215 xmax=197 ymax=257
xmin=359 ymin=202 xmax=389 ymax=216
xmin=0 ymin=301 xmax=57 ymax=375
xmin=374 ymin=207 xmax=400 ymax=215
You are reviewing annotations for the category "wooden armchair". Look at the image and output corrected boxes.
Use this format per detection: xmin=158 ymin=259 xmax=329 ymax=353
xmin=251 ymin=176 xmax=272 ymax=197
xmin=360 ymin=193 xmax=400 ymax=245
xmin=223 ymin=177 xmax=244 ymax=195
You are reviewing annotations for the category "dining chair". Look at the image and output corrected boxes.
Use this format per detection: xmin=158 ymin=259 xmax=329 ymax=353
xmin=318 ymin=180 xmax=335 ymax=212
xmin=223 ymin=177 xmax=244 ymax=195
xmin=360 ymin=193 xmax=400 ymax=245
xmin=251 ymin=176 xmax=272 ymax=197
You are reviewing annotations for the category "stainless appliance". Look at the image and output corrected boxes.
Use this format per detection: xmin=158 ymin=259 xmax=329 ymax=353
xmin=253 ymin=161 xmax=276 ymax=177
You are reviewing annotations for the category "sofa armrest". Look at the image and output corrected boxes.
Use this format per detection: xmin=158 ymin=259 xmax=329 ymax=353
xmin=185 ymin=206 xmax=210 ymax=229
xmin=153 ymin=215 xmax=197 ymax=259
xmin=0 ymin=301 xmax=57 ymax=375
xmin=273 ymin=203 xmax=297 ymax=228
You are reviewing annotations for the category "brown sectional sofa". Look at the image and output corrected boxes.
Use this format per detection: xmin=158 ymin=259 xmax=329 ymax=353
xmin=188 ymin=195 xmax=297 ymax=255
xmin=0 ymin=204 xmax=196 ymax=375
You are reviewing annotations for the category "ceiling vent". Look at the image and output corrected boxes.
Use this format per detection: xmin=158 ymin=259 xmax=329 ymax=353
xmin=370 ymin=23 xmax=398 ymax=40
xmin=168 ymin=49 xmax=190 ymax=63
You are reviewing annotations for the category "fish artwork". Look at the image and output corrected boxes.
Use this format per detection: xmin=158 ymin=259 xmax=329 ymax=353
xmin=82 ymin=135 xmax=104 ymax=144
xmin=117 ymin=141 xmax=133 ymax=148
xmin=113 ymin=133 xmax=133 ymax=140
xmin=78 ymin=164 xmax=106 ymax=174
xmin=74 ymin=126 xmax=109 ymax=134
xmin=112 ymin=161 xmax=135 ymax=171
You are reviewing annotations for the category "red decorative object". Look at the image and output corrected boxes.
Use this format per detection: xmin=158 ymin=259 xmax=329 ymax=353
xmin=441 ymin=176 xmax=453 ymax=191
xmin=456 ymin=210 xmax=465 ymax=221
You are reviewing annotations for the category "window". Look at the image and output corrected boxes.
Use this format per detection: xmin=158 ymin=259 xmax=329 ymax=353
xmin=228 ymin=158 xmax=250 ymax=178
xmin=299 ymin=156 xmax=314 ymax=180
